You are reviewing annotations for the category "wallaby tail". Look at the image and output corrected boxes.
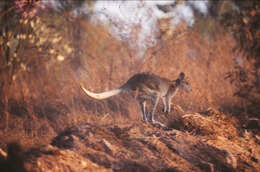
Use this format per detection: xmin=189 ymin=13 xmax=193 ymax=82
xmin=81 ymin=85 xmax=123 ymax=100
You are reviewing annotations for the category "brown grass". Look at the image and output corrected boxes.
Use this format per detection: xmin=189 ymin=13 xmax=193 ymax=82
xmin=0 ymin=10 xmax=257 ymax=153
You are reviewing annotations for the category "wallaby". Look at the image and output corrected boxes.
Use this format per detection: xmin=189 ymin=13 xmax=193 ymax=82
xmin=81 ymin=72 xmax=191 ymax=126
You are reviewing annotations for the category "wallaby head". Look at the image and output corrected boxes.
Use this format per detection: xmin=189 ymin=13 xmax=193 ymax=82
xmin=175 ymin=72 xmax=192 ymax=92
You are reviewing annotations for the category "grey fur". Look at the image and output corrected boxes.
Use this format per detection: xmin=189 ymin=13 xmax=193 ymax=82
xmin=81 ymin=72 xmax=191 ymax=126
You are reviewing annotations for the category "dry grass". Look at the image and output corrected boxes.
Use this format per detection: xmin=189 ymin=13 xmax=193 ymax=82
xmin=181 ymin=108 xmax=260 ymax=170
xmin=0 ymin=10 xmax=258 ymax=155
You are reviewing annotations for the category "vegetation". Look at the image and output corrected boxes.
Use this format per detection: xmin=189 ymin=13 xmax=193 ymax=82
xmin=217 ymin=0 xmax=260 ymax=116
xmin=0 ymin=1 xmax=259 ymax=171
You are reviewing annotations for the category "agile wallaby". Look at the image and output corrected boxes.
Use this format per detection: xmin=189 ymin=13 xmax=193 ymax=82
xmin=81 ymin=72 xmax=191 ymax=126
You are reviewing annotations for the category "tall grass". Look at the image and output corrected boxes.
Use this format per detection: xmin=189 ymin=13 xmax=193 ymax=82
xmin=0 ymin=12 xmax=248 ymax=149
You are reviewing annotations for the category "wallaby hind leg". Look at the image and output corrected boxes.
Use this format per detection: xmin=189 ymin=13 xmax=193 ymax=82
xmin=149 ymin=95 xmax=165 ymax=127
xmin=148 ymin=96 xmax=160 ymax=123
xmin=140 ymin=101 xmax=147 ymax=122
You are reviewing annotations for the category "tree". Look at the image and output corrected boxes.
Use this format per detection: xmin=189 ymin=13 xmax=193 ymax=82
xmin=219 ymin=0 xmax=260 ymax=115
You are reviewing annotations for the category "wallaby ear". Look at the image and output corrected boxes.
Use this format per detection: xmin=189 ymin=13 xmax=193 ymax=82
xmin=179 ymin=72 xmax=185 ymax=80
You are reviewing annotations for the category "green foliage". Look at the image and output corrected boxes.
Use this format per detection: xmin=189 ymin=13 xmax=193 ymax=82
xmin=220 ymin=0 xmax=260 ymax=60
xmin=0 ymin=1 xmax=76 ymax=78
xmin=218 ymin=0 xmax=260 ymax=115
xmin=193 ymin=18 xmax=221 ymax=39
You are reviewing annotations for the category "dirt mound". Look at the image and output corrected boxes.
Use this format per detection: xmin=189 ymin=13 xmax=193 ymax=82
xmin=21 ymin=109 xmax=259 ymax=172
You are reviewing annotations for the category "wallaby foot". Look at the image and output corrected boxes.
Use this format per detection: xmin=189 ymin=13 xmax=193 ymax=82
xmin=142 ymin=115 xmax=148 ymax=122
xmin=146 ymin=112 xmax=165 ymax=127
xmin=151 ymin=120 xmax=165 ymax=127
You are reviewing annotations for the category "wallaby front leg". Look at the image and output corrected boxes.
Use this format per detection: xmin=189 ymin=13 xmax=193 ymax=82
xmin=166 ymin=96 xmax=172 ymax=113
xmin=162 ymin=97 xmax=167 ymax=112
